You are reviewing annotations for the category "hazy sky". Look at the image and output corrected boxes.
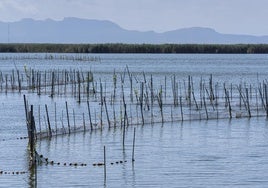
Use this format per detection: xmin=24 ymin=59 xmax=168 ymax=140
xmin=0 ymin=0 xmax=267 ymax=35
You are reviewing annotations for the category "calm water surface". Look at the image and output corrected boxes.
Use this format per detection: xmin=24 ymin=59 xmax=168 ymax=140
xmin=1 ymin=54 xmax=268 ymax=187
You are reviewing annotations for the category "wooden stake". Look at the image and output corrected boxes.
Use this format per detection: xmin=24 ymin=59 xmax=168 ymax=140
xmin=65 ymin=101 xmax=70 ymax=134
xmin=45 ymin=104 xmax=52 ymax=137
xmin=180 ymin=96 xmax=183 ymax=121
xmin=104 ymin=146 xmax=106 ymax=184
xmin=132 ymin=127 xmax=136 ymax=162
xmin=83 ymin=113 xmax=86 ymax=132
xmin=104 ymin=97 xmax=111 ymax=128
xmin=87 ymin=101 xmax=93 ymax=130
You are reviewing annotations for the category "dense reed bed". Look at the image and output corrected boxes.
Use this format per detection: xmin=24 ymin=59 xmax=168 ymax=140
xmin=1 ymin=43 xmax=268 ymax=53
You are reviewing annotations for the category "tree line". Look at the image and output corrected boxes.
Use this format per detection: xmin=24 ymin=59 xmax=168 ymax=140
xmin=0 ymin=43 xmax=268 ymax=53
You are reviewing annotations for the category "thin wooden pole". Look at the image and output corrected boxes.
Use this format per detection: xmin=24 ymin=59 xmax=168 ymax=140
xmin=246 ymin=88 xmax=251 ymax=118
xmin=132 ymin=128 xmax=136 ymax=162
xmin=77 ymin=71 xmax=81 ymax=104
xmin=123 ymin=117 xmax=126 ymax=147
xmin=203 ymin=97 xmax=208 ymax=120
xmin=54 ymin=102 xmax=57 ymax=135
xmin=140 ymin=82 xmax=144 ymax=125
xmin=51 ymin=71 xmax=55 ymax=98
xmin=87 ymin=101 xmax=93 ymax=130
xmin=180 ymin=96 xmax=183 ymax=121
xmin=65 ymin=101 xmax=70 ymax=134
xmin=83 ymin=113 xmax=86 ymax=132
xmin=38 ymin=105 xmax=41 ymax=133
xmin=23 ymin=95 xmax=28 ymax=124
xmin=73 ymin=109 xmax=76 ymax=131
xmin=104 ymin=146 xmax=106 ymax=184
xmin=104 ymin=97 xmax=111 ymax=128
xmin=45 ymin=104 xmax=52 ymax=137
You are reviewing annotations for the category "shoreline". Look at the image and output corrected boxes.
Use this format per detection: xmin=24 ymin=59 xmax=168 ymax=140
xmin=0 ymin=43 xmax=267 ymax=54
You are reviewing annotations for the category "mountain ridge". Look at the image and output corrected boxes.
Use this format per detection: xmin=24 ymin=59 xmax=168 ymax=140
xmin=0 ymin=17 xmax=268 ymax=44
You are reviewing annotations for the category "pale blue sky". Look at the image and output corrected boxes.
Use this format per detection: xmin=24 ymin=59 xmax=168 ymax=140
xmin=0 ymin=0 xmax=267 ymax=35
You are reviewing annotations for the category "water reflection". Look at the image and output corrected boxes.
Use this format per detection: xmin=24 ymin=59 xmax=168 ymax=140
xmin=3 ymin=115 xmax=268 ymax=187
xmin=28 ymin=165 xmax=37 ymax=188
xmin=26 ymin=147 xmax=37 ymax=188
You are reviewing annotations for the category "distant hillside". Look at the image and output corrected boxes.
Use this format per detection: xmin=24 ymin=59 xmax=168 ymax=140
xmin=1 ymin=17 xmax=268 ymax=44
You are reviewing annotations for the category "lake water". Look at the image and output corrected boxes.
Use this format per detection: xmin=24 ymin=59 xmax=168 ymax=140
xmin=1 ymin=53 xmax=268 ymax=187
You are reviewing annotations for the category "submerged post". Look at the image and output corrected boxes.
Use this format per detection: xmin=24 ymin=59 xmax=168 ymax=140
xmin=45 ymin=104 xmax=52 ymax=137
xmin=23 ymin=95 xmax=28 ymax=124
xmin=104 ymin=146 xmax=107 ymax=184
xmin=122 ymin=118 xmax=126 ymax=147
xmin=104 ymin=97 xmax=111 ymax=128
xmin=65 ymin=101 xmax=71 ymax=134
xmin=224 ymin=87 xmax=232 ymax=119
xmin=180 ymin=96 xmax=183 ymax=121
xmin=87 ymin=101 xmax=93 ymax=130
xmin=132 ymin=128 xmax=136 ymax=162
xmin=29 ymin=105 xmax=35 ymax=158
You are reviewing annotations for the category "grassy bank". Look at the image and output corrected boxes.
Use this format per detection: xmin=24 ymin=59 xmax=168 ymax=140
xmin=0 ymin=43 xmax=268 ymax=53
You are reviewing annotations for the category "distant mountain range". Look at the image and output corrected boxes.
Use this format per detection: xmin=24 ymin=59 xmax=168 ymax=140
xmin=1 ymin=17 xmax=268 ymax=44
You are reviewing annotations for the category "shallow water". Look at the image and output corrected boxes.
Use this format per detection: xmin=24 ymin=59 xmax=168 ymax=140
xmin=1 ymin=54 xmax=268 ymax=187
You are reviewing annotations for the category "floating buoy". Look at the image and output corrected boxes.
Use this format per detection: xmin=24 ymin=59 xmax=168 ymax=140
xmin=236 ymin=112 xmax=242 ymax=118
